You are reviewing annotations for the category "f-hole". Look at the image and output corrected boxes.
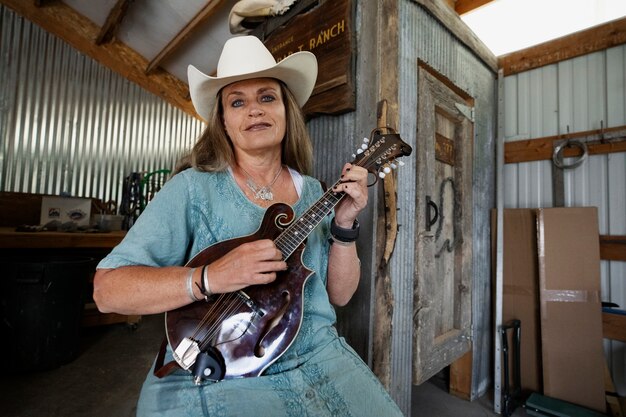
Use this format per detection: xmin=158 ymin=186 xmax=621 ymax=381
xmin=254 ymin=290 xmax=291 ymax=358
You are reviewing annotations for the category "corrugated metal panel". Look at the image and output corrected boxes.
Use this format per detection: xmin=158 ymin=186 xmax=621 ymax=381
xmin=308 ymin=111 xmax=358 ymax=185
xmin=398 ymin=0 xmax=497 ymax=404
xmin=0 ymin=5 xmax=203 ymax=207
xmin=308 ymin=98 xmax=380 ymax=372
xmin=504 ymin=45 xmax=626 ymax=394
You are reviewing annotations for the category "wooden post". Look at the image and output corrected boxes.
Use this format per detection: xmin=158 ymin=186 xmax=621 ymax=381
xmin=450 ymin=349 xmax=473 ymax=400
xmin=372 ymin=99 xmax=397 ymax=388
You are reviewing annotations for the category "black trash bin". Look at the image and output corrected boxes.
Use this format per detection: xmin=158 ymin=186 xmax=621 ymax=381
xmin=0 ymin=255 xmax=95 ymax=372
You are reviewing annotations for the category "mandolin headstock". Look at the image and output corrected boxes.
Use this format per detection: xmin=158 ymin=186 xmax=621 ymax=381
xmin=351 ymin=127 xmax=412 ymax=181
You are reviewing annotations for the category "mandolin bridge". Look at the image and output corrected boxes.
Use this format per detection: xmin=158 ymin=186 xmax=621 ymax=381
xmin=173 ymin=337 xmax=201 ymax=370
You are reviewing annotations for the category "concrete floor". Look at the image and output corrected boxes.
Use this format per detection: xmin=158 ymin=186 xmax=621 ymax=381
xmin=1 ymin=313 xmax=529 ymax=417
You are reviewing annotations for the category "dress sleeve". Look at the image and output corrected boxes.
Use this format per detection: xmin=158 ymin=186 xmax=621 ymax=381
xmin=97 ymin=172 xmax=193 ymax=269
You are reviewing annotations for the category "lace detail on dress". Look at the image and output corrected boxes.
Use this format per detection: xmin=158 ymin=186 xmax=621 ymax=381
xmin=269 ymin=373 xmax=306 ymax=417
xmin=302 ymin=363 xmax=352 ymax=416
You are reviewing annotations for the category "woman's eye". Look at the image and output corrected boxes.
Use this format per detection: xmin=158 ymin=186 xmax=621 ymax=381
xmin=261 ymin=95 xmax=276 ymax=103
xmin=231 ymin=99 xmax=244 ymax=108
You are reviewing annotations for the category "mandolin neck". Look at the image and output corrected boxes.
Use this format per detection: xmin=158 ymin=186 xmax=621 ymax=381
xmin=273 ymin=129 xmax=413 ymax=259
xmin=275 ymin=179 xmax=345 ymax=260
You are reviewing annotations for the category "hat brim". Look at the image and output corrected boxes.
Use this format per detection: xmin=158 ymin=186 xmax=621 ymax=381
xmin=188 ymin=51 xmax=318 ymax=122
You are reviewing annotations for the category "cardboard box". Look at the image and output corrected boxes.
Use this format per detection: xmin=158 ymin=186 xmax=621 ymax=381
xmin=492 ymin=209 xmax=542 ymax=394
xmin=537 ymin=207 xmax=605 ymax=413
xmin=493 ymin=208 xmax=606 ymax=413
xmin=40 ymin=196 xmax=91 ymax=227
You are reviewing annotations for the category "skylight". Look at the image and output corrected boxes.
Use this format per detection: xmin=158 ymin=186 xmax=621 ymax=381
xmin=461 ymin=0 xmax=626 ymax=56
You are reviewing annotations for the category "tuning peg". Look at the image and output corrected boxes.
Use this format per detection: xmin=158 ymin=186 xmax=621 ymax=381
xmin=352 ymin=153 xmax=356 ymax=159
xmin=390 ymin=162 xmax=398 ymax=169
xmin=383 ymin=166 xmax=391 ymax=174
xmin=360 ymin=143 xmax=368 ymax=150
xmin=398 ymin=160 xmax=405 ymax=166
xmin=357 ymin=149 xmax=363 ymax=154
xmin=363 ymin=137 xmax=370 ymax=143
xmin=379 ymin=172 xmax=386 ymax=179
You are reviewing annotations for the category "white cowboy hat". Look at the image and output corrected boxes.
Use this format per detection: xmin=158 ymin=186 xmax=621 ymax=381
xmin=188 ymin=35 xmax=318 ymax=121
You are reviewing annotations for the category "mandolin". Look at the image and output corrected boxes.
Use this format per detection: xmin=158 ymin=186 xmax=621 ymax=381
xmin=164 ymin=127 xmax=412 ymax=384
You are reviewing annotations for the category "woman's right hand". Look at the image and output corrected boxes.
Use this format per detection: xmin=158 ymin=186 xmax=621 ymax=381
xmin=206 ymin=239 xmax=287 ymax=294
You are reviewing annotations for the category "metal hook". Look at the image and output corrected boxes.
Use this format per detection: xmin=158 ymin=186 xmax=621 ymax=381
xmin=600 ymin=120 xmax=606 ymax=144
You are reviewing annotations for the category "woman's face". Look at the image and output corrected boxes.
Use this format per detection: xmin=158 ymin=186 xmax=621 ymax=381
xmin=221 ymin=78 xmax=286 ymax=158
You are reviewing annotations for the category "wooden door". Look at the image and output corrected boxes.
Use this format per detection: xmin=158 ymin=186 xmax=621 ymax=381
xmin=413 ymin=65 xmax=474 ymax=385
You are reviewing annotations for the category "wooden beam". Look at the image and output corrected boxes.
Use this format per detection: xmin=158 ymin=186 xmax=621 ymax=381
xmin=450 ymin=349 xmax=473 ymax=400
xmin=504 ymin=125 xmax=626 ymax=164
xmin=372 ymin=0 xmax=400 ymax=389
xmin=602 ymin=311 xmax=626 ymax=342
xmin=454 ymin=0 xmax=494 ymax=15
xmin=600 ymin=235 xmax=626 ymax=262
xmin=373 ymin=100 xmax=395 ymax=390
xmin=413 ymin=0 xmax=498 ymax=72
xmin=96 ymin=0 xmax=133 ymax=45
xmin=499 ymin=16 xmax=626 ymax=76
xmin=1 ymin=0 xmax=198 ymax=119
xmin=146 ymin=0 xmax=226 ymax=74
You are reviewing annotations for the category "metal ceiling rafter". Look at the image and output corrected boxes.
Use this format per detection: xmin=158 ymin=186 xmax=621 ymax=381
xmin=96 ymin=0 xmax=134 ymax=45
xmin=145 ymin=0 xmax=226 ymax=75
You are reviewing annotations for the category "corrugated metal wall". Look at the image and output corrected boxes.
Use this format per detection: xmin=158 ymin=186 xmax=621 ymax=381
xmin=503 ymin=46 xmax=626 ymax=394
xmin=399 ymin=0 xmax=497 ymax=403
xmin=0 ymin=5 xmax=204 ymax=206
xmin=306 ymin=0 xmax=379 ymax=376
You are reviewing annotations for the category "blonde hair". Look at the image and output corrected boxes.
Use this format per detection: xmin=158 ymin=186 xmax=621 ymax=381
xmin=174 ymin=81 xmax=313 ymax=175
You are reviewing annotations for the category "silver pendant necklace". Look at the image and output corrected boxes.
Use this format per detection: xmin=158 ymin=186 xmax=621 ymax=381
xmin=240 ymin=164 xmax=283 ymax=201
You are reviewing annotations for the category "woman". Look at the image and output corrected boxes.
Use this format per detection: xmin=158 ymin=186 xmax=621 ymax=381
xmin=93 ymin=35 xmax=402 ymax=417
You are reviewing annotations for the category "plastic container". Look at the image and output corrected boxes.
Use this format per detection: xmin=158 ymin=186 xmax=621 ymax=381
xmin=0 ymin=255 xmax=95 ymax=371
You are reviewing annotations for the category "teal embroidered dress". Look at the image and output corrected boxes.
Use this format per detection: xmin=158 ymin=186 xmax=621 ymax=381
xmin=98 ymin=168 xmax=402 ymax=417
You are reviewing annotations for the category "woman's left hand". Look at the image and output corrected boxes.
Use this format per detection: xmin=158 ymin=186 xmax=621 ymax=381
xmin=333 ymin=163 xmax=368 ymax=228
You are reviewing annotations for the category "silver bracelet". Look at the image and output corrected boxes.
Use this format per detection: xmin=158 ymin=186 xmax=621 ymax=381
xmin=186 ymin=267 xmax=201 ymax=302
xmin=201 ymin=265 xmax=212 ymax=298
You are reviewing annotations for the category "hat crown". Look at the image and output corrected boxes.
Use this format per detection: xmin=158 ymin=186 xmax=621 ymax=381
xmin=217 ymin=36 xmax=278 ymax=78
xmin=187 ymin=35 xmax=317 ymax=121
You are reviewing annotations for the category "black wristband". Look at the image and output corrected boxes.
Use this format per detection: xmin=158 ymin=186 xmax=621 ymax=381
xmin=195 ymin=265 xmax=211 ymax=301
xmin=330 ymin=217 xmax=359 ymax=242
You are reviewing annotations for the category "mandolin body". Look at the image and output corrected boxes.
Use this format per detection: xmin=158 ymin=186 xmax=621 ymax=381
xmin=165 ymin=203 xmax=312 ymax=379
